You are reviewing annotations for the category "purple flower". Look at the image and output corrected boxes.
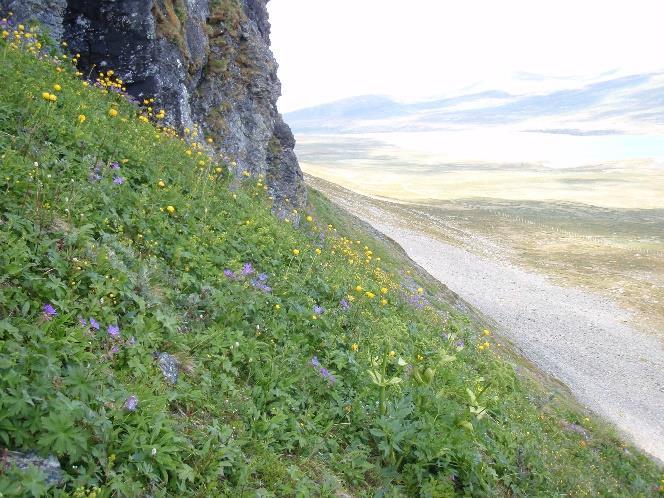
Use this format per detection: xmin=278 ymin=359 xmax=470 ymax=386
xmin=311 ymin=356 xmax=320 ymax=368
xmin=340 ymin=299 xmax=350 ymax=311
xmin=251 ymin=279 xmax=272 ymax=293
xmin=128 ymin=336 xmax=136 ymax=346
xmin=78 ymin=316 xmax=87 ymax=327
xmin=89 ymin=317 xmax=100 ymax=330
xmin=43 ymin=304 xmax=57 ymax=319
xmin=223 ymin=269 xmax=235 ymax=279
xmin=110 ymin=345 xmax=120 ymax=354
xmin=313 ymin=305 xmax=325 ymax=315
xmin=257 ymin=273 xmax=268 ymax=282
xmin=455 ymin=340 xmax=465 ymax=350
xmin=113 ymin=176 xmax=125 ymax=185
xmin=110 ymin=162 xmax=120 ymax=170
xmin=241 ymin=263 xmax=254 ymax=275
xmin=124 ymin=394 xmax=138 ymax=411
xmin=320 ymin=367 xmax=336 ymax=384
xmin=107 ymin=324 xmax=120 ymax=338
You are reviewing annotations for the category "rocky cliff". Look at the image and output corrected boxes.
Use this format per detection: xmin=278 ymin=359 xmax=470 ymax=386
xmin=1 ymin=0 xmax=305 ymax=206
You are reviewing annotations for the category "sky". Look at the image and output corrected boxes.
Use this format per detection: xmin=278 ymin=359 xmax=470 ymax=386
xmin=268 ymin=0 xmax=664 ymax=112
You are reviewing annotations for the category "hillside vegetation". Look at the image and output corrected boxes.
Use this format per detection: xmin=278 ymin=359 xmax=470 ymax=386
xmin=0 ymin=21 xmax=662 ymax=497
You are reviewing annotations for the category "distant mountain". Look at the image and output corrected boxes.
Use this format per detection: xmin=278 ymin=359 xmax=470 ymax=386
xmin=285 ymin=73 xmax=664 ymax=135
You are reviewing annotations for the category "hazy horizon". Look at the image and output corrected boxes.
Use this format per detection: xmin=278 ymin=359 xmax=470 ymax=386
xmin=269 ymin=0 xmax=664 ymax=113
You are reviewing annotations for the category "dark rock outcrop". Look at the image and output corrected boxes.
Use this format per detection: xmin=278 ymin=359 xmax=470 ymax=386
xmin=2 ymin=450 xmax=64 ymax=486
xmin=0 ymin=0 xmax=305 ymax=206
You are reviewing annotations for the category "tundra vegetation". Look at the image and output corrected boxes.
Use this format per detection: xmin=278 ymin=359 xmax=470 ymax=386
xmin=0 ymin=18 xmax=662 ymax=497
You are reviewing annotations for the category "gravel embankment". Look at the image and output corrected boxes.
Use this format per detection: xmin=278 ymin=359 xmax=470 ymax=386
xmin=313 ymin=178 xmax=664 ymax=462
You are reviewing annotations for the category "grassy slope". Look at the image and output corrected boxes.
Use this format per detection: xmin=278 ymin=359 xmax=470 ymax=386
xmin=0 ymin=29 xmax=662 ymax=497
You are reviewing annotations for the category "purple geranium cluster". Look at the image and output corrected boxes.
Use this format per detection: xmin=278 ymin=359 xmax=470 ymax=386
xmin=339 ymin=298 xmax=350 ymax=312
xmin=224 ymin=263 xmax=272 ymax=293
xmin=311 ymin=356 xmax=336 ymax=385
xmin=406 ymin=292 xmax=429 ymax=310
xmin=43 ymin=303 xmax=57 ymax=320
xmin=79 ymin=316 xmax=121 ymax=338
xmin=313 ymin=304 xmax=325 ymax=315
xmin=109 ymin=161 xmax=124 ymax=185
xmin=87 ymin=159 xmax=125 ymax=184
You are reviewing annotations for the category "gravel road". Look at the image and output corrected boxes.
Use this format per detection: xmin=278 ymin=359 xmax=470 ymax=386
xmin=312 ymin=177 xmax=664 ymax=462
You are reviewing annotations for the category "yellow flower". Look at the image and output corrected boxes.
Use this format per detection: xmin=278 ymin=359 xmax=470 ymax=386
xmin=82 ymin=81 xmax=89 ymax=87
xmin=166 ymin=205 xmax=175 ymax=214
xmin=53 ymin=84 xmax=62 ymax=92
xmin=306 ymin=215 xmax=313 ymax=222
xmin=215 ymin=167 xmax=222 ymax=174
xmin=77 ymin=114 xmax=86 ymax=123
xmin=380 ymin=287 xmax=388 ymax=294
xmin=351 ymin=343 xmax=359 ymax=352
xmin=108 ymin=108 xmax=118 ymax=118
xmin=388 ymin=351 xmax=396 ymax=358
xmin=347 ymin=295 xmax=356 ymax=302
xmin=185 ymin=150 xmax=192 ymax=156
xmin=365 ymin=292 xmax=375 ymax=299
xmin=416 ymin=354 xmax=424 ymax=361
xmin=381 ymin=299 xmax=388 ymax=306
xmin=41 ymin=92 xmax=51 ymax=100
xmin=355 ymin=285 xmax=363 ymax=292
xmin=48 ymin=94 xmax=57 ymax=102
xmin=417 ymin=287 xmax=424 ymax=294
xmin=158 ymin=180 xmax=166 ymax=188
xmin=483 ymin=329 xmax=491 ymax=336
xmin=315 ymin=248 xmax=321 ymax=255
xmin=274 ymin=304 xmax=281 ymax=310
xmin=243 ymin=171 xmax=250 ymax=177
xmin=292 ymin=249 xmax=300 ymax=256
xmin=312 ymin=315 xmax=317 ymax=320
xmin=1 ymin=31 xmax=8 ymax=39
xmin=206 ymin=137 xmax=213 ymax=144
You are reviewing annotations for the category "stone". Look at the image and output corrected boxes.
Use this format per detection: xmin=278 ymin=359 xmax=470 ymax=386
xmin=2 ymin=450 xmax=64 ymax=486
xmin=156 ymin=352 xmax=179 ymax=385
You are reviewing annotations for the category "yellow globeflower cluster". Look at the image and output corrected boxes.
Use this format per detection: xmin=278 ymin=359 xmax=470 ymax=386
xmin=478 ymin=341 xmax=490 ymax=351
xmin=95 ymin=70 xmax=126 ymax=92
xmin=166 ymin=205 xmax=176 ymax=214
xmin=108 ymin=108 xmax=118 ymax=118
xmin=77 ymin=114 xmax=86 ymax=123
xmin=41 ymin=91 xmax=57 ymax=102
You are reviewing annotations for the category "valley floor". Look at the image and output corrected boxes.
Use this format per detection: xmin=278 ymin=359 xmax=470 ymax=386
xmin=307 ymin=175 xmax=664 ymax=463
